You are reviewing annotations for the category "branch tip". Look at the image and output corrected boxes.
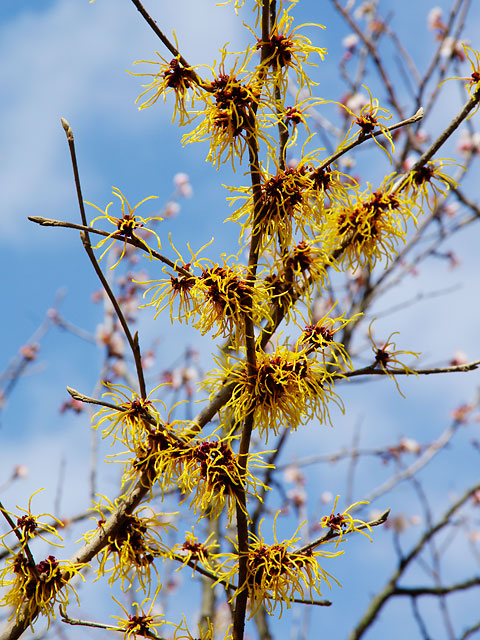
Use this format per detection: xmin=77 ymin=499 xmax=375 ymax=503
xmin=60 ymin=117 xmax=74 ymax=140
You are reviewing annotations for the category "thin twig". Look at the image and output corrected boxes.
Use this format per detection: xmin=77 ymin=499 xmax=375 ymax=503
xmin=27 ymin=216 xmax=191 ymax=276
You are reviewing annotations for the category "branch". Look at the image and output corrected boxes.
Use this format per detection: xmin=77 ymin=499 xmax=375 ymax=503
xmin=0 ymin=470 xmax=152 ymax=640
xmin=349 ymin=482 xmax=480 ymax=640
xmin=27 ymin=216 xmax=191 ymax=276
xmin=128 ymin=0 xmax=203 ymax=87
xmin=393 ymin=577 xmax=480 ymax=597
xmin=392 ymin=89 xmax=480 ymax=193
xmin=298 ymin=509 xmax=390 ymax=555
xmin=343 ymin=359 xmax=480 ymax=379
xmin=318 ymin=108 xmax=424 ymax=172
xmin=59 ymin=606 xmax=163 ymax=639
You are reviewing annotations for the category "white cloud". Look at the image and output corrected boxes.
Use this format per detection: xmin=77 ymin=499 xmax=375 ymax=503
xmin=0 ymin=0 xmax=245 ymax=240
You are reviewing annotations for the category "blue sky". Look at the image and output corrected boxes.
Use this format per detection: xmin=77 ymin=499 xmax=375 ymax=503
xmin=1 ymin=1 xmax=480 ymax=639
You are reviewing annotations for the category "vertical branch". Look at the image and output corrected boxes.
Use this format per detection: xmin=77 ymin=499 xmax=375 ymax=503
xmin=60 ymin=119 xmax=147 ymax=400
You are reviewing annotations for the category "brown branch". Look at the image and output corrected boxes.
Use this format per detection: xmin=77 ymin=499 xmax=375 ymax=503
xmin=128 ymin=0 xmax=203 ymax=87
xmin=60 ymin=119 xmax=147 ymax=398
xmin=27 ymin=216 xmax=191 ymax=277
xmin=298 ymin=509 xmax=390 ymax=555
xmin=0 ymin=501 xmax=39 ymax=579
xmin=330 ymin=0 xmax=406 ymax=119
xmin=343 ymin=359 xmax=480 ymax=379
xmin=318 ymin=108 xmax=424 ymax=172
xmin=393 ymin=577 xmax=480 ymax=597
xmin=349 ymin=482 xmax=480 ymax=640
xmin=392 ymin=89 xmax=480 ymax=194
xmin=59 ymin=605 xmax=163 ymax=639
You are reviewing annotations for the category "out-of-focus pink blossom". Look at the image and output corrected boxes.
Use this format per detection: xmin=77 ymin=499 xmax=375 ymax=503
xmin=450 ymin=351 xmax=468 ymax=367
xmin=343 ymin=92 xmax=369 ymax=115
xmin=111 ymin=359 xmax=128 ymax=378
xmin=439 ymin=37 xmax=467 ymax=60
xmin=20 ymin=344 xmax=39 ymax=361
xmin=354 ymin=1 xmax=376 ymax=20
xmin=283 ymin=465 xmax=305 ymax=485
xmin=402 ymin=155 xmax=416 ymax=171
xmin=457 ymin=130 xmax=480 ymax=156
xmin=387 ymin=513 xmax=409 ymax=533
xmin=287 ymin=487 xmax=307 ymax=509
xmin=142 ymin=349 xmax=156 ymax=371
xmin=427 ymin=7 xmax=444 ymax=31
xmin=163 ymin=201 xmax=181 ymax=218
xmin=173 ymin=172 xmax=193 ymax=198
xmin=13 ymin=464 xmax=29 ymax=479
xmin=451 ymin=403 xmax=474 ymax=423
xmin=342 ymin=34 xmax=359 ymax=51
xmin=320 ymin=491 xmax=333 ymax=504
xmin=399 ymin=437 xmax=422 ymax=455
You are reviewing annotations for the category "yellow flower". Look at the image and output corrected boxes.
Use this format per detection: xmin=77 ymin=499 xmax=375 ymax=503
xmin=126 ymin=418 xmax=196 ymax=493
xmin=319 ymin=495 xmax=373 ymax=547
xmin=92 ymin=383 xmax=165 ymax=448
xmin=84 ymin=498 xmax=175 ymax=593
xmin=0 ymin=490 xmax=63 ymax=549
xmin=173 ymin=528 xmax=220 ymax=575
xmin=212 ymin=344 xmax=342 ymax=438
xmin=131 ymin=34 xmax=204 ymax=125
xmin=440 ymin=45 xmax=480 ymax=113
xmin=252 ymin=5 xmax=326 ymax=96
xmin=368 ymin=322 xmax=420 ymax=396
xmin=322 ymin=178 xmax=415 ymax=271
xmin=403 ymin=159 xmax=458 ymax=211
xmin=86 ymin=187 xmax=162 ymax=269
xmin=182 ymin=49 xmax=269 ymax=169
xmin=297 ymin=305 xmax=360 ymax=370
xmin=0 ymin=552 xmax=85 ymax=627
xmin=111 ymin=588 xmax=167 ymax=640
xmin=227 ymin=156 xmax=326 ymax=252
xmin=221 ymin=515 xmax=342 ymax=616
xmin=336 ymin=85 xmax=395 ymax=160
xmin=176 ymin=432 xmax=271 ymax=522
xmin=143 ymin=243 xmax=272 ymax=347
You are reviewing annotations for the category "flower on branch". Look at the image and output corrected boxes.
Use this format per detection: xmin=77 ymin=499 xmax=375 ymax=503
xmin=297 ymin=305 xmax=360 ymax=370
xmin=86 ymin=187 xmax=162 ymax=269
xmin=253 ymin=6 xmax=326 ymax=96
xmin=322 ymin=177 xmax=415 ymax=271
xmin=175 ymin=432 xmax=271 ymax=522
xmin=143 ymin=242 xmax=272 ymax=347
xmin=0 ymin=553 xmax=85 ymax=627
xmin=319 ymin=495 xmax=373 ymax=547
xmin=369 ymin=323 xmax=420 ymax=396
xmin=173 ymin=528 xmax=220 ymax=575
xmin=336 ymin=86 xmax=395 ymax=160
xmin=93 ymin=383 xmax=165 ymax=448
xmin=132 ymin=47 xmax=201 ymax=124
xmin=0 ymin=490 xmax=63 ymax=549
xmin=182 ymin=49 xmax=269 ymax=168
xmin=221 ymin=516 xmax=342 ymax=617
xmin=212 ymin=344 xmax=342 ymax=438
xmin=111 ymin=587 xmax=167 ymax=640
xmin=227 ymin=155 xmax=328 ymax=252
xmin=404 ymin=159 xmax=458 ymax=211
xmin=84 ymin=499 xmax=175 ymax=593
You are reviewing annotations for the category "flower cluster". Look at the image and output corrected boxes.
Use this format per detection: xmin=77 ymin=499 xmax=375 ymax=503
xmin=84 ymin=499 xmax=175 ymax=593
xmin=221 ymin=518 xmax=342 ymax=616
xmin=212 ymin=344 xmax=342 ymax=438
xmin=0 ymin=553 xmax=85 ymax=626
